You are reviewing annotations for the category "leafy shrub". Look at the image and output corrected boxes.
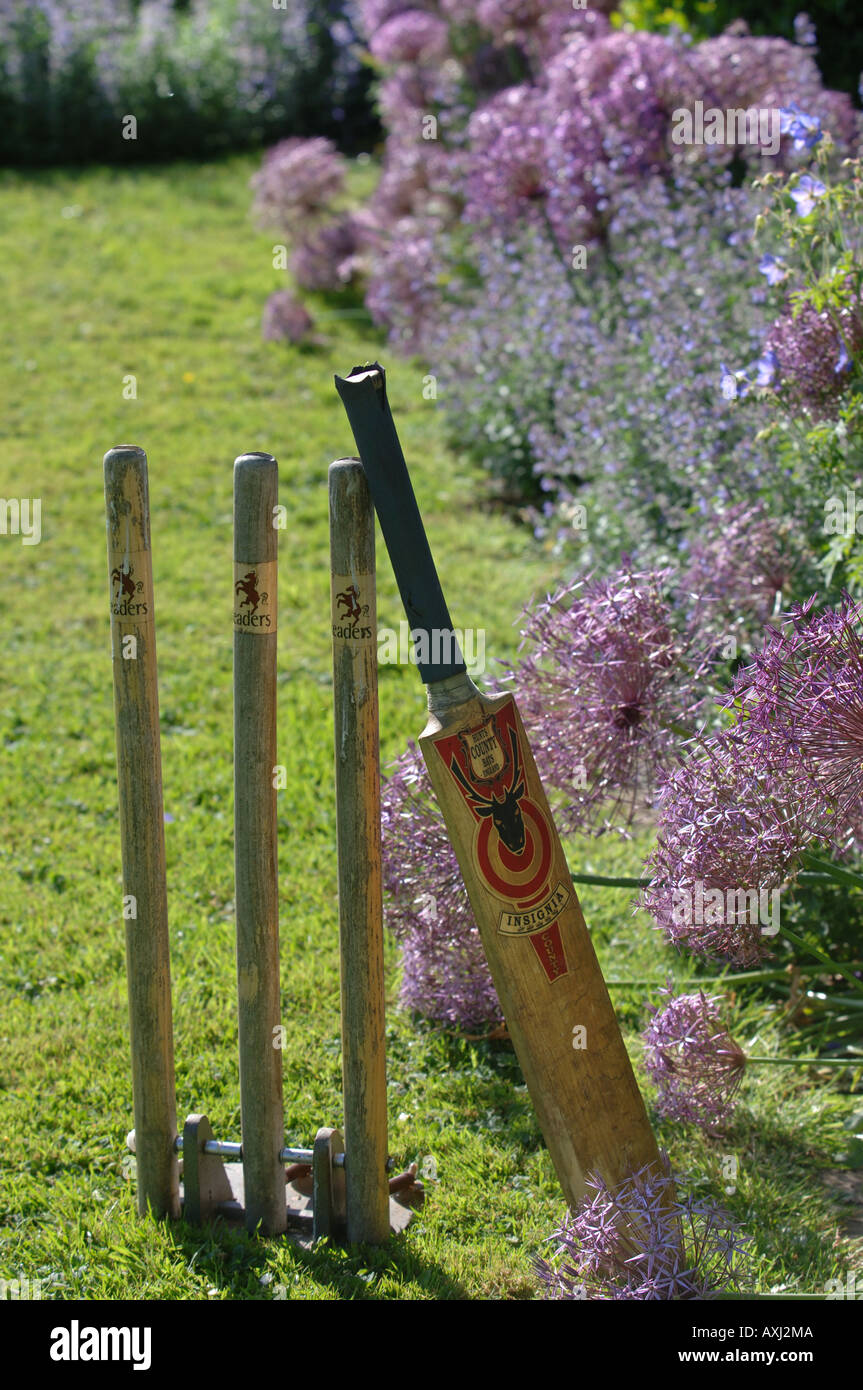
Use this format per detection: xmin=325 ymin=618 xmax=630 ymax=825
xmin=0 ymin=0 xmax=375 ymax=165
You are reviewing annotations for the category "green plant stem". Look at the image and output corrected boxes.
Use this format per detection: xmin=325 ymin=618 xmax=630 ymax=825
xmin=607 ymin=969 xmax=795 ymax=987
xmin=570 ymin=869 xmax=839 ymax=890
xmin=746 ymin=1054 xmax=863 ymax=1066
xmin=571 ymin=872 xmax=647 ymax=888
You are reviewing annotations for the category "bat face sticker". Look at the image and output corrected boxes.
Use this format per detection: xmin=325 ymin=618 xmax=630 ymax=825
xmin=449 ymin=725 xmax=526 ymax=854
xmin=431 ymin=698 xmax=572 ymax=977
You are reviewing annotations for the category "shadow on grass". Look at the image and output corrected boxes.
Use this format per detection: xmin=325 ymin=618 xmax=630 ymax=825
xmin=165 ymin=1217 xmax=469 ymax=1301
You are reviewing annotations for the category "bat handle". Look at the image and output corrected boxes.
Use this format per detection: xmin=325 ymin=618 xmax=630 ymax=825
xmin=425 ymin=670 xmax=482 ymax=715
xmin=334 ymin=363 xmax=468 ymax=686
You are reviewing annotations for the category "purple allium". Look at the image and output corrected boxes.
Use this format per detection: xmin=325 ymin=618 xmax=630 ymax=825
xmin=260 ymin=291 xmax=314 ymax=343
xmin=692 ymin=32 xmax=857 ymax=152
xmin=512 ymin=567 xmax=711 ymax=833
xmin=464 ymin=86 xmax=551 ymax=230
xmin=728 ymin=596 xmax=863 ymax=839
xmin=370 ymin=10 xmax=450 ymax=64
xmin=679 ymin=501 xmax=798 ymax=636
xmin=356 ymin=0 xmax=420 ymax=35
xmin=536 ymin=1156 xmax=746 ymax=1300
xmin=381 ymin=744 xmax=500 ymax=1029
xmin=764 ymin=296 xmax=863 ymax=418
xmin=643 ymin=988 xmax=746 ymax=1127
xmin=290 ymin=215 xmax=360 ymax=291
xmin=250 ymin=137 xmax=346 ymax=235
xmin=641 ymin=728 xmax=805 ymax=967
xmin=367 ymin=136 xmax=458 ymax=224
xmin=363 ymin=217 xmax=442 ymax=354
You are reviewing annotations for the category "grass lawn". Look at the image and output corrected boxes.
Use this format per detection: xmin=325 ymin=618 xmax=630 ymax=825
xmin=0 ymin=154 xmax=861 ymax=1301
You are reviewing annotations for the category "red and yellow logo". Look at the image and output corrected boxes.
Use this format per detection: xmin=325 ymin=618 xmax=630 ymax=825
xmin=433 ymin=700 xmax=569 ymax=983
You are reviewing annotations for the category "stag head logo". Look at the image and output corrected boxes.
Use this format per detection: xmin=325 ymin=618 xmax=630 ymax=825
xmin=451 ymin=722 xmax=526 ymax=854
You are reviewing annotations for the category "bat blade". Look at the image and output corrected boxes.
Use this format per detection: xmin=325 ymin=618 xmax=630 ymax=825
xmin=420 ymin=685 xmax=660 ymax=1209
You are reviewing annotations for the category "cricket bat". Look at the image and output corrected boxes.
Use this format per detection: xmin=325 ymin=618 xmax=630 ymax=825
xmin=335 ymin=363 xmax=660 ymax=1212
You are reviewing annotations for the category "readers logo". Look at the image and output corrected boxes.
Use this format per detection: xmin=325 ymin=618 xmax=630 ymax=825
xmin=331 ymin=574 xmax=374 ymax=642
xmin=234 ymin=560 xmax=276 ymax=631
xmin=335 ymin=583 xmax=365 ymax=622
xmin=434 ymin=699 xmax=570 ymax=982
xmin=109 ymin=558 xmax=148 ymax=618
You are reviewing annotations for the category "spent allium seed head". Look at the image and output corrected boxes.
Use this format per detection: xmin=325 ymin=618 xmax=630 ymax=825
xmin=381 ymin=744 xmax=500 ymax=1028
xmin=536 ymin=1156 xmax=746 ymax=1300
xmin=250 ymin=137 xmax=346 ymax=235
xmin=728 ymin=595 xmax=863 ymax=838
xmin=512 ymin=566 xmax=711 ymax=834
xmin=643 ymin=987 xmax=746 ymax=1127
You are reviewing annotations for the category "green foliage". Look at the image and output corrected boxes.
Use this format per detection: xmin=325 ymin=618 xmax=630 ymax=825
xmin=731 ymin=146 xmax=863 ymax=597
xmin=611 ymin=0 xmax=703 ymax=36
xmin=0 ymin=0 xmax=376 ymax=167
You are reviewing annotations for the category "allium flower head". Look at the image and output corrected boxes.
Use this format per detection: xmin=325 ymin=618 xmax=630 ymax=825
xmin=381 ymin=744 xmax=500 ymax=1028
xmin=642 ymin=728 xmax=807 ymax=966
xmin=536 ymin=1157 xmax=746 ymax=1300
xmin=512 ymin=567 xmax=710 ymax=833
xmin=290 ymin=215 xmax=360 ymax=291
xmin=643 ymin=987 xmax=746 ymax=1127
xmin=465 ymin=86 xmax=550 ymax=228
xmin=356 ymin=0 xmax=420 ymax=35
xmin=679 ymin=501 xmax=797 ymax=636
xmin=364 ymin=217 xmax=442 ymax=354
xmin=260 ymin=291 xmax=313 ymax=343
xmin=764 ymin=297 xmax=863 ymax=418
xmin=728 ymin=595 xmax=863 ymax=838
xmin=250 ymin=137 xmax=345 ymax=235
xmin=369 ymin=10 xmax=449 ymax=64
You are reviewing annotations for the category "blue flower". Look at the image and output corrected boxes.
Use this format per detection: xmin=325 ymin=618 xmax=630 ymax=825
xmin=793 ymin=14 xmax=817 ymax=47
xmin=835 ymin=341 xmax=852 ymax=374
xmin=752 ymin=349 xmax=778 ymax=388
xmin=790 ymin=174 xmax=826 ymax=216
xmin=758 ymin=253 xmax=788 ymax=286
xmin=779 ymin=103 xmax=823 ymax=152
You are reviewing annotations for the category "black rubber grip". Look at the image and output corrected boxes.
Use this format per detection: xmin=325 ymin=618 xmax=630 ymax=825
xmin=334 ymin=363 xmax=466 ymax=684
